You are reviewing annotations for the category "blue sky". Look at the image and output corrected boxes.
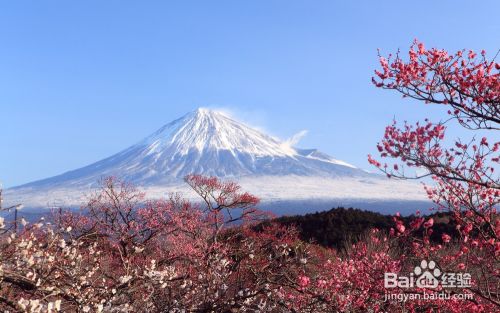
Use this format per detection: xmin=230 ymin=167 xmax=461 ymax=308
xmin=1 ymin=1 xmax=499 ymax=187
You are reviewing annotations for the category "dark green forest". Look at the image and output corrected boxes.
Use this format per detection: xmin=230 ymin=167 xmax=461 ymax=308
xmin=268 ymin=207 xmax=459 ymax=249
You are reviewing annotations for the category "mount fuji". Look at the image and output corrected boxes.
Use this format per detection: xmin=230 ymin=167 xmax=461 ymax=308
xmin=5 ymin=108 xmax=428 ymax=214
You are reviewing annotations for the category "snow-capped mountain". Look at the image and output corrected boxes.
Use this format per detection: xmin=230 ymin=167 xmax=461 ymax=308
xmin=5 ymin=108 xmax=428 ymax=212
xmin=14 ymin=108 xmax=369 ymax=189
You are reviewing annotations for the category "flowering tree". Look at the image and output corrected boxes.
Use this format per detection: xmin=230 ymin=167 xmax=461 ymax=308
xmin=370 ymin=40 xmax=499 ymax=308
xmin=184 ymin=174 xmax=269 ymax=240
xmin=0 ymin=176 xmax=313 ymax=312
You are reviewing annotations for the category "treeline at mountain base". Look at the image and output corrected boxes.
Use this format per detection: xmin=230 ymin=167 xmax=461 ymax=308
xmin=269 ymin=207 xmax=459 ymax=250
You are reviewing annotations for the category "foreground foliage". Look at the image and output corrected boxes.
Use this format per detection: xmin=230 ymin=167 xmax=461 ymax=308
xmin=0 ymin=174 xmax=497 ymax=312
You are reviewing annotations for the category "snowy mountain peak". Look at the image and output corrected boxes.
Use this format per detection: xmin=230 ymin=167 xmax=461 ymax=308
xmin=13 ymin=108 xmax=365 ymax=189
xmin=143 ymin=108 xmax=296 ymax=157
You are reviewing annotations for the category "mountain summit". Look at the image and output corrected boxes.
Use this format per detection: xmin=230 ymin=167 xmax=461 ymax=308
xmin=16 ymin=108 xmax=367 ymax=189
xmin=147 ymin=108 xmax=297 ymax=157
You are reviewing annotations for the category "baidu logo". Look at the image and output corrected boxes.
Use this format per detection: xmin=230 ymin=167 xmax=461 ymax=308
xmin=384 ymin=259 xmax=470 ymax=289
xmin=384 ymin=259 xmax=474 ymax=302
